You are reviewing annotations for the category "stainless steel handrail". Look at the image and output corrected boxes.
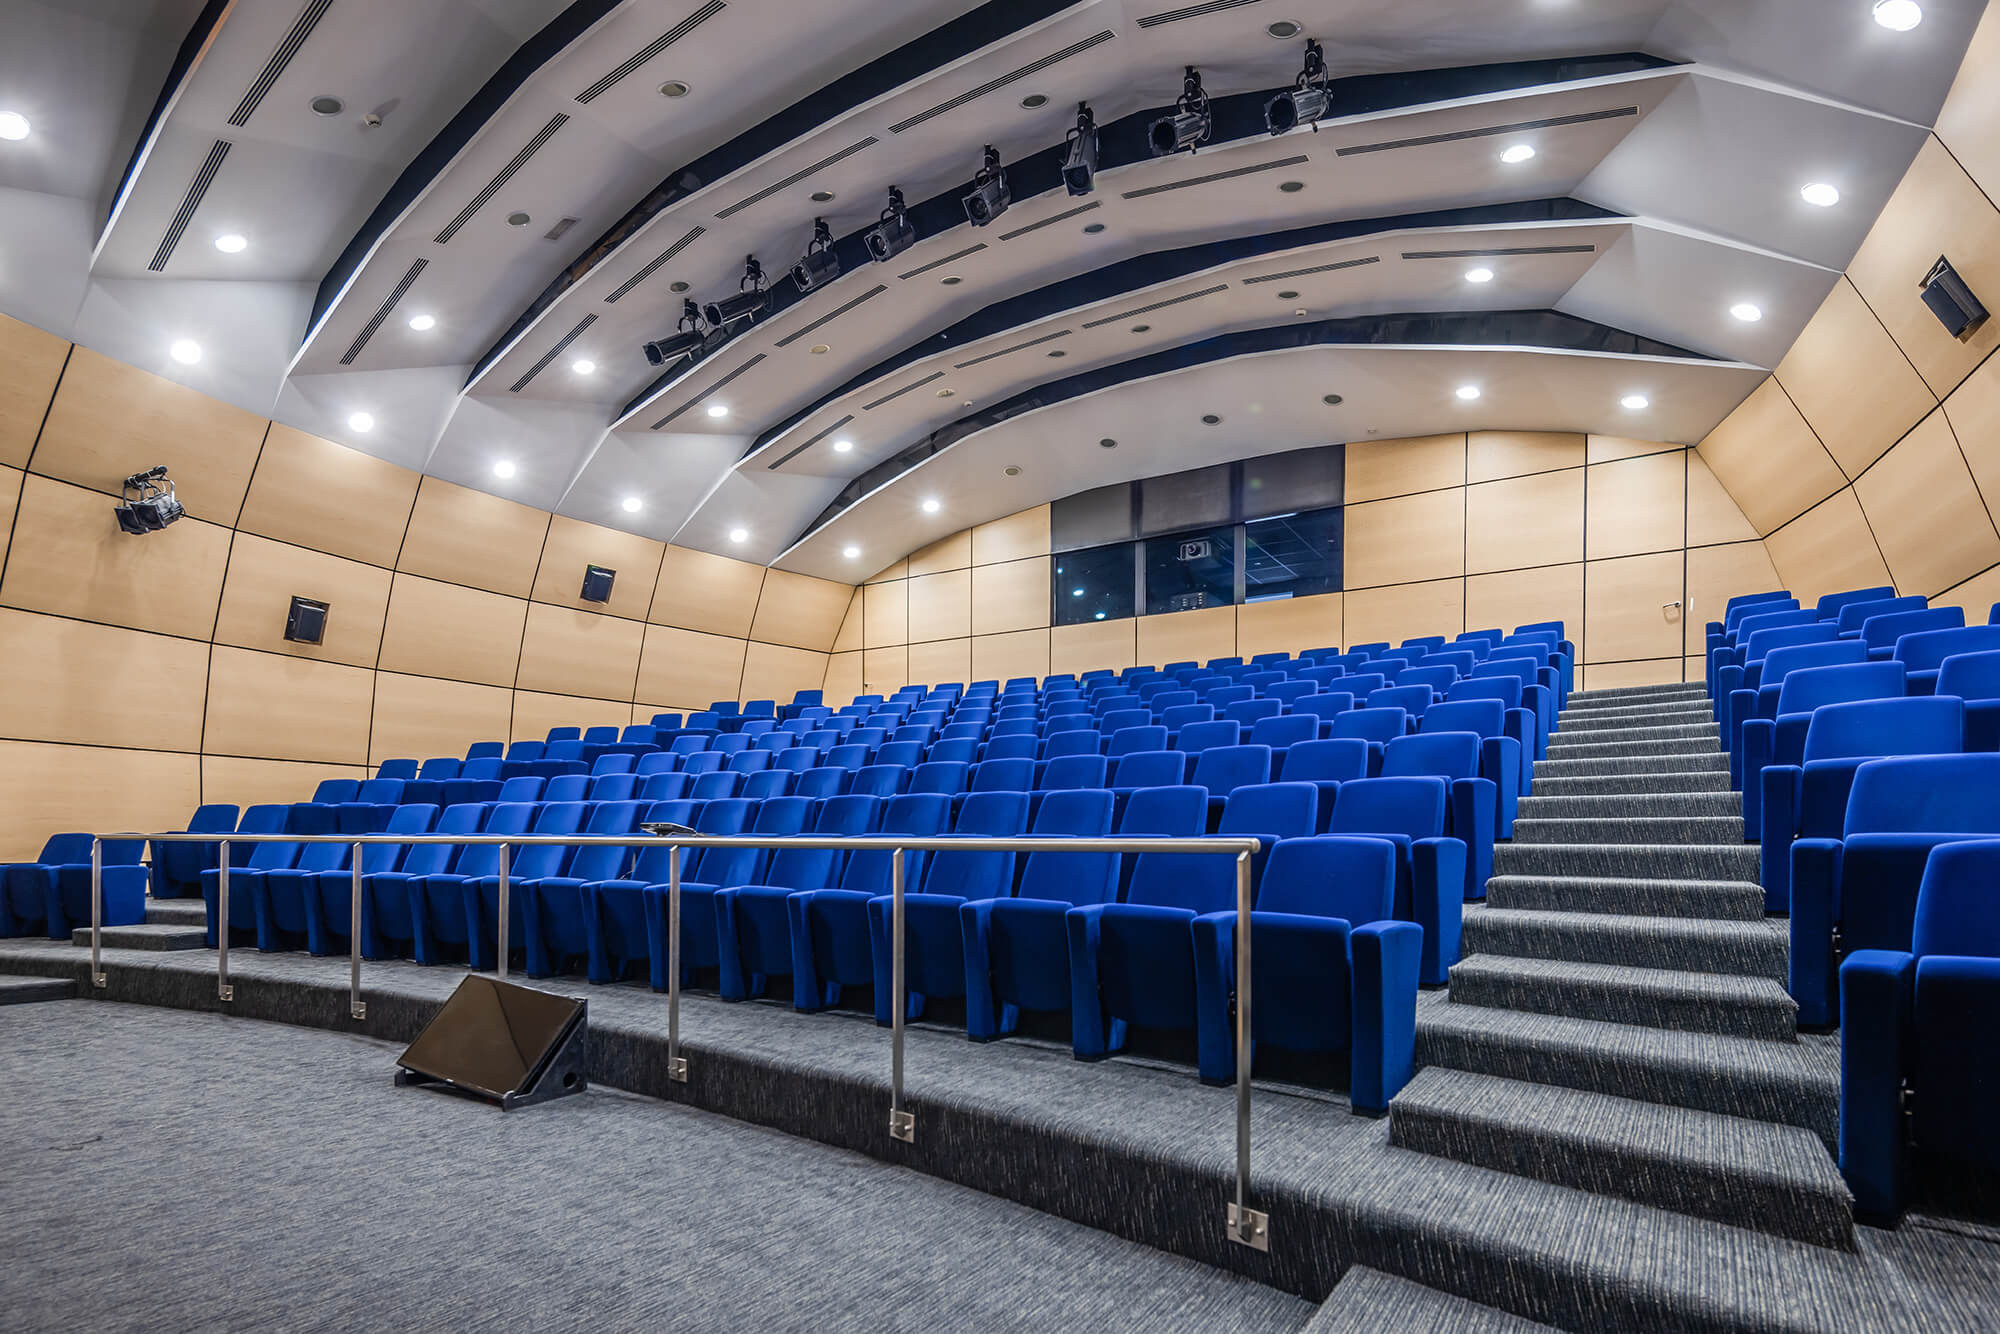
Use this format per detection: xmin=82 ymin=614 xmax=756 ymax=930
xmin=93 ymin=829 xmax=1271 ymax=1250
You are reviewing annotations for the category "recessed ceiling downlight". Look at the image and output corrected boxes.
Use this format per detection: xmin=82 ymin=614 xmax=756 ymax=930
xmin=706 ymin=403 xmax=729 ymax=418
xmin=810 ymin=190 xmax=834 ymax=203
xmin=309 ymin=96 xmax=343 ymax=117
xmin=921 ymin=498 xmax=941 ymax=514
xmin=1465 ymin=267 xmax=1494 ymax=284
xmin=1455 ymin=385 xmax=1482 ymax=401
xmin=1267 ymin=19 xmax=1303 ymax=39
xmin=1873 ymin=1 xmax=1923 ymax=31
xmin=572 ymin=358 xmax=596 ymax=375
xmin=843 ymin=545 xmax=861 ymax=559
xmin=621 ymin=496 xmax=642 ymax=513
xmin=214 ymin=233 xmax=247 ymax=254
xmin=0 ymin=112 xmax=30 ymax=141
xmin=832 ymin=438 xmax=854 ymax=454
xmin=348 ymin=411 xmax=375 ymax=432
xmin=1278 ymin=180 xmax=1305 ymax=193
xmin=1322 ymin=394 xmax=1344 ymax=406
xmin=492 ymin=460 xmax=517 ymax=479
xmin=1021 ymin=94 xmax=1049 ymax=109
xmin=1099 ymin=437 xmax=1117 ymax=449
xmin=1500 ymin=143 xmax=1536 ymax=164
xmin=1801 ymin=182 xmax=1842 ymax=207
xmin=408 ymin=313 xmax=436 ymax=331
xmin=1004 ymin=465 xmax=1022 ymax=477
xmin=659 ymin=80 xmax=691 ymax=98
xmin=169 ymin=339 xmax=202 ymax=365
xmin=728 ymin=527 xmax=748 ymax=544
xmin=1622 ymin=394 xmax=1651 ymax=411
xmin=1202 ymin=414 xmax=1222 ymax=425
xmin=1730 ymin=302 xmax=1764 ymax=323
xmin=507 ymin=212 xmax=531 ymax=227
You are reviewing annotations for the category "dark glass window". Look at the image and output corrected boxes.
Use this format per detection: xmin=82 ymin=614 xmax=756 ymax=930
xmin=1144 ymin=525 xmax=1237 ymax=615
xmin=1053 ymin=543 xmax=1136 ymax=626
xmin=1243 ymin=507 xmax=1343 ymax=602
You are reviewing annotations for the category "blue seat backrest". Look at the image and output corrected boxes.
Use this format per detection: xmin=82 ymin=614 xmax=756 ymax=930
xmin=461 ymin=757 xmax=503 ymax=781
xmin=1774 ymin=662 xmax=1907 ymax=717
xmin=237 ymin=804 xmax=291 ymax=836
xmin=1333 ymin=707 xmax=1407 ymax=743
xmin=929 ymin=738 xmax=979 ymax=765
xmin=1295 ymin=693 xmax=1357 ymax=724
xmin=1835 ymin=596 xmax=1925 ymax=635
xmin=513 ymin=802 xmax=589 ymax=878
xmin=1159 ymin=703 xmax=1215 ymax=733
xmin=1898 ymin=625 xmax=2000 ymax=672
xmin=1329 ymin=776 xmax=1449 ymax=840
xmin=1803 ymin=697 xmax=1964 ymax=762
xmin=1282 ymin=737 xmax=1371 ymax=782
xmin=625 ymin=801 xmax=702 ymax=882
xmin=1760 ymin=641 xmax=1870 ymax=685
xmin=1112 ymin=750 xmax=1186 ymax=787
xmin=1256 ymin=836 xmax=1399 ymax=923
xmin=1100 ymin=708 xmax=1151 ymax=735
xmin=727 ymin=750 xmax=773 ymax=774
xmin=312 ymin=779 xmax=360 ymax=804
xmin=1859 ymin=607 xmax=1962 ymax=653
xmin=1220 ymin=782 xmax=1317 ymax=844
xmin=359 ymin=804 xmax=439 ymax=873
xmin=1913 ymin=840 xmax=2000 ymax=957
xmin=1815 ymin=586 xmax=1897 ymax=621
xmin=1118 ymin=785 xmax=1208 ymax=836
xmin=1191 ymin=745 xmax=1272 ymax=794
xmin=453 ymin=803 xmax=536 ymax=878
xmin=498 ymin=776 xmax=544 ymax=801
xmin=1737 ymin=607 xmax=1817 ymax=643
xmin=920 ymin=790 xmax=1032 ymax=900
xmin=842 ymin=793 xmax=952 ymax=896
xmin=1040 ymin=754 xmax=1109 ymax=790
xmin=377 ymin=759 xmax=419 ymax=780
xmin=505 ymin=741 xmax=544 ymax=763
xmin=415 ymin=757 xmax=459 ymax=780
xmin=910 ymin=761 xmax=971 ymax=796
xmin=711 ymin=734 xmax=752 ymax=755
xmin=691 ymin=771 xmax=744 ymax=801
xmin=825 ymin=744 xmax=870 ymax=771
xmin=1041 ymin=730 xmax=1102 ymax=760
xmin=1938 ymin=650 xmax=2000 ymax=700
xmin=1017 ymin=788 xmax=1118 ymax=905
xmin=1448 ymin=677 xmax=1521 ymax=710
xmin=398 ymin=803 xmax=487 ymax=877
xmin=1422 ymin=699 xmax=1502 ymax=739
xmin=1178 ymin=719 xmax=1241 ymax=752
xmin=635 ymin=752 xmax=678 ymax=776
xmin=970 ymin=758 xmax=1033 ymax=793
xmin=795 ymin=767 xmax=848 ymax=800
xmin=544 ymin=774 xmax=589 ymax=802
xmin=1382 ymin=731 xmax=1480 ymax=781
xmin=589 ymin=774 xmax=639 ymax=801
xmin=353 ymin=778 xmax=402 ymax=804
xmin=592 ymin=753 xmax=637 ymax=776
xmin=1249 ymin=715 xmax=1316 ymax=749
xmin=983 ymin=734 xmax=1039 ymax=762
xmin=876 ymin=740 xmax=924 ymax=768
xmin=769 ymin=793 xmax=882 ymax=891
xmin=1107 ymin=725 xmax=1169 ymax=758
xmin=686 ymin=798 xmax=756 ymax=882
xmin=1843 ymin=755 xmax=2000 ymax=836
xmin=564 ymin=801 xmax=647 ymax=881
xmin=1399 ymin=666 xmax=1458 ymax=694
xmin=741 ymin=770 xmax=795 ymax=800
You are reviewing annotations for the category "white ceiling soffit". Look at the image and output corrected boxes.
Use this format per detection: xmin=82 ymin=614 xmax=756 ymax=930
xmin=767 ymin=342 xmax=1765 ymax=579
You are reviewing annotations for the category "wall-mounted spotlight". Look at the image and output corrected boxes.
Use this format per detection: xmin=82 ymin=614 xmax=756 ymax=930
xmin=113 ymin=466 xmax=184 ymax=535
xmin=791 ymin=217 xmax=840 ymax=293
xmin=1266 ymin=38 xmax=1329 ymax=135
xmin=642 ymin=299 xmax=713 ymax=367
xmin=963 ymin=146 xmax=1009 ymax=226
xmin=1920 ymin=255 xmax=1989 ymax=339
xmin=702 ymin=255 xmax=768 ymax=331
xmin=1150 ymin=66 xmax=1212 ymax=156
xmin=865 ymin=186 xmax=914 ymax=263
xmin=1062 ymin=103 xmax=1098 ymax=196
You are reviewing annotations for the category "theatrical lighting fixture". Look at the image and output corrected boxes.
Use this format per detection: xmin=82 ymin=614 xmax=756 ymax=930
xmin=702 ymin=255 xmax=768 ymax=331
xmin=113 ymin=466 xmax=185 ymax=535
xmin=1266 ymin=38 xmax=1329 ymax=135
xmin=962 ymin=146 xmax=1010 ymax=227
xmin=1150 ymin=67 xmax=1212 ymax=156
xmin=1062 ymin=103 xmax=1099 ymax=196
xmin=642 ymin=299 xmax=714 ymax=367
xmin=865 ymin=187 xmax=915 ymax=263
xmin=791 ymin=217 xmax=841 ymax=293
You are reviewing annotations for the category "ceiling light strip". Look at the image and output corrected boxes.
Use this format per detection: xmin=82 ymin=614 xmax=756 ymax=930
xmin=767 ymin=414 xmax=855 ymax=470
xmin=861 ymin=371 xmax=944 ymax=411
xmin=436 ymin=114 xmax=569 ymax=244
xmin=1080 ymin=283 xmax=1229 ymax=329
xmin=997 ymin=200 xmax=1101 ymax=242
xmin=228 ymin=0 xmax=335 ymax=127
xmin=1120 ymin=153 xmax=1309 ymax=201
xmin=605 ymin=225 xmax=706 ymax=303
xmin=774 ymin=283 xmax=889 ymax=348
xmin=887 ymin=30 xmax=1116 ymax=135
xmin=1241 ymin=255 xmax=1380 ymax=284
xmin=1136 ymin=0 xmax=1265 ymax=29
xmin=1399 ymin=243 xmax=1597 ymax=259
xmin=953 ymin=328 xmax=1071 ymax=369
xmin=1335 ymin=106 xmax=1637 ymax=157
xmin=713 ymin=137 xmax=878 ymax=220
xmin=651 ymin=353 xmax=767 ymax=428
xmin=340 ymin=258 xmax=429 ymax=366
xmin=508 ymin=313 xmax=598 ymax=393
xmin=148 ymin=139 xmax=231 ymax=272
xmin=576 ymin=0 xmax=727 ymax=104
xmin=898 ymin=243 xmax=986 ymax=281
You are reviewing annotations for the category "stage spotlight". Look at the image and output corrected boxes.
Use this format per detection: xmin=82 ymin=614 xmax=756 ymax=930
xmin=642 ymin=299 xmax=712 ymax=367
xmin=962 ymin=146 xmax=1010 ymax=227
xmin=113 ymin=466 xmax=185 ymax=535
xmin=791 ymin=217 xmax=841 ymax=293
xmin=1062 ymin=103 xmax=1098 ymax=196
xmin=1266 ymin=38 xmax=1329 ymax=135
xmin=702 ymin=255 xmax=768 ymax=331
xmin=1149 ymin=66 xmax=1212 ymax=156
xmin=865 ymin=187 xmax=914 ymax=263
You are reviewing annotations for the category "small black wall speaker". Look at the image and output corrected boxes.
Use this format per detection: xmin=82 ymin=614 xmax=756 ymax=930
xmin=284 ymin=596 xmax=329 ymax=644
xmin=395 ymin=975 xmax=588 ymax=1110
xmin=1921 ymin=256 xmax=1989 ymax=339
xmin=580 ymin=564 xmax=616 ymax=604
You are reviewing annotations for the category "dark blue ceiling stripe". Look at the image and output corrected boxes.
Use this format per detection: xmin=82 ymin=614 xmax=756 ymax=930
xmin=734 ymin=196 xmax=1620 ymax=455
xmin=102 ymin=0 xmax=232 ymax=238
xmin=614 ymin=51 xmax=1672 ymax=420
xmin=798 ymin=309 xmax=1714 ymax=539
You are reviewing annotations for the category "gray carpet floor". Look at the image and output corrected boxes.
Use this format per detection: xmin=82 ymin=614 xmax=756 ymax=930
xmin=0 ymin=1000 xmax=1313 ymax=1334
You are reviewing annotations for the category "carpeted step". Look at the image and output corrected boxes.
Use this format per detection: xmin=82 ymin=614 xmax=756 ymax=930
xmin=0 ymin=973 xmax=77 ymax=1005
xmin=68 ymin=924 xmax=205 ymax=951
xmin=1535 ymin=752 xmax=1728 ymax=778
xmin=1304 ymin=1264 xmax=1562 ymax=1333
xmin=1548 ymin=723 xmax=1719 ymax=748
xmin=1554 ymin=708 xmax=1715 ymax=732
xmin=1566 ymin=685 xmax=1706 ymax=706
xmin=1511 ymin=815 xmax=1745 ymax=846
xmin=1414 ymin=990 xmax=1840 ymax=1146
xmin=1516 ymin=792 xmax=1742 ymax=820
xmin=1527 ymin=771 xmax=1735 ymax=798
xmin=1485 ymin=875 xmax=1765 ymax=921
xmin=1447 ymin=954 xmax=1798 ymax=1041
xmin=145 ymin=899 xmax=206 ymax=927
xmin=1562 ymin=695 xmax=1714 ymax=716
xmin=1493 ymin=842 xmax=1760 ymax=883
xmin=1462 ymin=904 xmax=1787 ymax=979
xmin=1539 ymin=738 xmax=1722 ymax=760
xmin=1387 ymin=1068 xmax=1854 ymax=1250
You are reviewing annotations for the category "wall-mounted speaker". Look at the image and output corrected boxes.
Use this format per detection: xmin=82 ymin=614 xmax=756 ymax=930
xmin=580 ymin=565 xmax=616 ymax=604
xmin=285 ymin=596 xmax=329 ymax=644
xmin=1921 ymin=256 xmax=1988 ymax=339
xmin=394 ymin=975 xmax=588 ymax=1111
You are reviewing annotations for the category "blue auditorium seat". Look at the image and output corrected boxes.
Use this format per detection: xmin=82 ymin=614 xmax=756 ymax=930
xmin=1739 ymin=661 xmax=1906 ymax=829
xmin=456 ymin=801 xmax=590 ymax=970
xmin=412 ymin=802 xmax=537 ymax=965
xmin=1190 ymin=835 xmax=1418 ymax=1108
xmin=17 ymin=836 xmax=145 ymax=940
xmin=519 ymin=800 xmax=648 ymax=978
xmin=376 ymin=759 xmax=419 ymax=780
xmin=741 ymin=769 xmax=795 ymax=800
xmin=1223 ymin=698 xmax=1283 ymax=727
xmin=1727 ymin=640 xmax=1873 ymax=788
xmin=909 ymin=760 xmax=971 ymax=796
xmin=715 ymin=794 xmax=882 ymax=1002
xmin=1099 ymin=708 xmax=1152 ymax=736
xmin=1940 ymin=651 xmax=2000 ymax=751
xmin=1160 ymin=703 xmax=1215 ymax=736
xmin=1858 ymin=607 xmax=1962 ymax=660
xmin=149 ymin=804 xmax=238 ymax=900
xmin=1420 ymin=699 xmax=1523 ymax=836
xmin=1038 ymin=754 xmax=1108 ymax=793
xmin=1814 ymin=586 xmax=1896 ymax=622
xmin=1327 ymin=777 xmax=1466 ymax=986
xmin=794 ymin=766 xmax=849 ymax=801
xmin=1041 ymin=729 xmax=1103 ymax=760
xmin=199 ymin=817 xmax=302 ymax=950
xmin=592 ymin=753 xmax=637 ymax=776
xmin=644 ymin=797 xmax=805 ymax=989
xmin=359 ymin=802 xmax=485 ymax=959
xmin=1898 ymin=626 xmax=2000 ymax=694
xmin=301 ymin=804 xmax=437 ymax=956
xmin=790 ymin=794 xmax=953 ymax=1013
xmin=1277 ymin=738 xmax=1371 ymax=829
xmin=576 ymin=800 xmax=698 ymax=984
xmin=1381 ymin=732 xmax=1496 ymax=901
xmin=1836 ymin=595 xmax=1926 ymax=636
xmin=1190 ymin=744 xmax=1273 ymax=829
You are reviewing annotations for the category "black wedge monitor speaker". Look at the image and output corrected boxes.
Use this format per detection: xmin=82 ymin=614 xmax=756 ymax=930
xmin=395 ymin=976 xmax=588 ymax=1110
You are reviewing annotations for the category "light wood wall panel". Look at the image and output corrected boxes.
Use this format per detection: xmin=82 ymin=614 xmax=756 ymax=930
xmin=1685 ymin=541 xmax=1783 ymax=655
xmin=0 ymin=473 xmax=231 ymax=640
xmin=1342 ymin=578 xmax=1464 ymax=649
xmin=1937 ymin=1 xmax=2000 ymax=201
xmin=972 ymin=505 xmax=1051 ymax=565
xmin=1346 ymin=433 xmax=1464 ymax=502
xmin=1051 ymin=617 xmax=1136 ymax=678
xmin=906 ymin=637 xmax=972 ymax=689
xmin=1467 ymin=431 xmax=1585 ymax=483
xmin=748 ymin=569 xmax=851 ymax=652
xmin=863 ymin=578 xmax=907 ymax=648
xmin=739 ymin=641 xmax=830 ymax=705
xmin=648 ymin=544 xmax=763 ymax=638
xmin=1774 ymin=279 xmax=1937 ymax=478
xmin=863 ymin=645 xmax=908 ymax=694
xmin=1464 ymin=469 xmax=1583 ymax=573
xmin=212 ymin=532 xmax=392 ymax=668
xmin=0 ymin=609 xmax=207 ymax=751
xmin=831 ymin=588 xmax=863 ymax=653
xmin=1588 ymin=435 xmax=1679 ymax=465
xmin=31 ymin=347 xmax=267 ymax=523
xmin=1934 ymin=562 xmax=2000 ymax=624
xmin=866 ymin=558 xmax=907 ymax=584
xmin=376 ymin=574 xmax=526 ymax=687
xmin=0 ymin=313 xmax=67 ymax=470
xmin=203 ymin=646 xmax=373 ymax=764
xmin=635 ymin=625 xmax=746 ymax=708
xmin=1852 ymin=411 xmax=2000 ymax=597
xmin=822 ymin=650 xmax=863 ymax=707
xmin=973 ymin=629 xmax=1051 ymax=683
xmin=1237 ymin=594 xmax=1341 ymax=659
xmin=530 ymin=516 xmax=663 ymax=620
xmin=1764 ymin=491 xmax=1894 ymax=607
xmin=1585 ymin=452 xmax=1685 ymax=561
xmin=200 ymin=756 xmax=368 ymax=816
xmin=908 ymin=529 xmax=972 ymax=575
xmin=1583 ymin=552 xmax=1684 ymax=663
xmin=1136 ymin=605 xmax=1236 ymax=668
xmin=1582 ymin=660 xmax=1683 ymax=690
xmin=0 ymin=466 xmax=18 ymax=570
xmin=368 ymin=673 xmax=512 ymax=766
xmin=514 ymin=602 xmax=645 ymax=700
xmin=1698 ymin=379 xmax=1847 ymax=534
xmin=510 ymin=691 xmax=632 ymax=743
xmin=1942 ymin=348 xmax=2000 ymax=523
xmin=971 ymin=557 xmax=1050 ymax=635
xmin=235 ymin=425 xmax=420 ymax=566
xmin=1465 ymin=565 xmax=1583 ymax=650
xmin=906 ymin=569 xmax=972 ymax=642
xmin=1346 ymin=488 xmax=1465 ymax=588
xmin=1686 ymin=453 xmax=1760 ymax=548
xmin=0 ymin=740 xmax=199 ymax=862
xmin=395 ymin=476 xmax=548 ymax=597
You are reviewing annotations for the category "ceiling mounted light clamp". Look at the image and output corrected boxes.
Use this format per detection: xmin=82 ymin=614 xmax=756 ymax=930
xmin=792 ymin=216 xmax=841 ymax=293
xmin=963 ymin=146 xmax=1010 ymax=226
xmin=1267 ymin=38 xmax=1329 ymax=135
xmin=1062 ymin=103 xmax=1099 ymax=197
xmin=703 ymin=255 xmax=768 ymax=331
xmin=642 ymin=298 xmax=714 ymax=367
xmin=866 ymin=186 xmax=914 ymax=263
xmin=1150 ymin=66 xmax=1212 ymax=156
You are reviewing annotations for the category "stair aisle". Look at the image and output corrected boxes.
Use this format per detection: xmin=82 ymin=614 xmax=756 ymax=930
xmin=66 ymin=896 xmax=206 ymax=951
xmin=1391 ymin=681 xmax=1854 ymax=1261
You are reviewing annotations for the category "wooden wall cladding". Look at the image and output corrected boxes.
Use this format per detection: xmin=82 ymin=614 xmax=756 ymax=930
xmin=368 ymin=672 xmax=512 ymax=767
xmin=1584 ymin=452 xmax=1685 ymax=561
xmin=863 ymin=578 xmax=908 ymax=649
xmin=515 ymin=601 xmax=646 ymax=701
xmin=1698 ymin=380 xmax=1846 ymax=535
xmin=971 ymin=557 xmax=1051 ymax=636
xmin=905 ymin=569 xmax=973 ymax=643
xmin=0 ymin=741 xmax=199 ymax=862
xmin=212 ymin=532 xmax=392 ymax=668
xmin=636 ymin=625 xmax=747 ymax=708
xmin=0 ymin=313 xmax=68 ymax=470
xmin=1762 ymin=490 xmax=1895 ymax=607
xmin=972 ymin=629 xmax=1052 ymax=683
xmin=905 ymin=637 xmax=973 ymax=690
xmin=1773 ymin=279 xmax=1936 ymax=478
xmin=1236 ymin=593 xmax=1341 ymax=660
xmin=1345 ymin=489 xmax=1466 ymax=588
xmin=1345 ymin=433 xmax=1465 ymax=502
xmin=1582 ymin=552 xmax=1684 ymax=663
xmin=0 ymin=609 xmax=208 ymax=751
xmin=1464 ymin=469 xmax=1584 ymax=573
xmin=202 ymin=646 xmax=374 ymax=765
xmin=199 ymin=755 xmax=368 ymax=818
xmin=531 ymin=516 xmax=664 ymax=620
xmin=971 ymin=504 xmax=1051 ymax=565
xmin=509 ymin=691 xmax=633 ymax=743
xmin=1466 ymin=431 xmax=1585 ymax=484
xmin=651 ymin=544 xmax=763 ymax=638
xmin=1049 ymin=617 xmax=1136 ymax=678
xmin=376 ymin=574 xmax=527 ymax=688
xmin=1851 ymin=411 xmax=2000 ymax=597
xmin=739 ymin=641 xmax=830 ymax=704
xmin=235 ymin=425 xmax=420 ymax=566
xmin=748 ymin=569 xmax=851 ymax=652
xmin=395 ymin=476 xmax=549 ymax=598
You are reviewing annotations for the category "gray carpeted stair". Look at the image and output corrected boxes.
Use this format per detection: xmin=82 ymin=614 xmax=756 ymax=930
xmin=1512 ymin=815 xmax=1745 ymax=845
xmin=0 ymin=973 xmax=77 ymax=1005
xmin=1516 ymin=792 xmax=1741 ymax=819
xmin=146 ymin=899 xmax=206 ymax=927
xmin=1304 ymin=1264 xmax=1563 ymax=1333
xmin=1539 ymin=737 xmax=1722 ymax=760
xmin=1527 ymin=770 xmax=1732 ymax=797
xmin=1548 ymin=723 xmax=1719 ymax=747
xmin=1534 ymin=752 xmax=1728 ymax=777
xmin=1557 ymin=708 xmax=1715 ymax=732
xmin=1493 ymin=842 xmax=1760 ymax=881
xmin=1484 ymin=874 xmax=1766 ymax=920
xmin=69 ymin=923 xmax=205 ymax=951
xmin=1462 ymin=904 xmax=1787 ymax=979
xmin=1388 ymin=1068 xmax=1854 ymax=1250
xmin=1564 ymin=686 xmax=1707 ymax=707
xmin=1448 ymin=954 xmax=1798 ymax=1041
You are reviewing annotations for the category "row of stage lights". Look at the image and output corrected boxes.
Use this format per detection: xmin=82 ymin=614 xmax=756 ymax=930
xmin=642 ymin=42 xmax=1335 ymax=371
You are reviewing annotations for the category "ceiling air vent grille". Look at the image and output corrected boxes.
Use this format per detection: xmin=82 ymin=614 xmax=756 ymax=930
xmin=435 ymin=114 xmax=569 ymax=244
xmin=1081 ymin=283 xmax=1228 ymax=329
xmin=340 ymin=258 xmax=429 ymax=365
xmin=543 ymin=217 xmax=580 ymax=242
xmin=886 ymin=30 xmax=1115 ymax=135
xmin=651 ymin=353 xmax=767 ymax=428
xmin=714 ymin=137 xmax=878 ymax=220
xmin=861 ymin=371 xmax=944 ymax=411
xmin=1335 ymin=106 xmax=1637 ymax=157
xmin=576 ymin=0 xmax=727 ymax=104
xmin=509 ymin=313 xmax=598 ymax=393
xmin=605 ymin=225 xmax=705 ymax=303
xmin=228 ymin=0 xmax=334 ymax=126
xmin=1137 ymin=0 xmax=1265 ymax=30
xmin=899 ymin=243 xmax=985 ymax=281
xmin=954 ymin=329 xmax=1070 ymax=369
xmin=1400 ymin=244 xmax=1597 ymax=259
xmin=768 ymin=414 xmax=855 ymax=469
xmin=149 ymin=139 xmax=231 ymax=272
xmin=1241 ymin=255 xmax=1380 ymax=284
xmin=1121 ymin=153 xmax=1309 ymax=201
xmin=997 ymin=200 xmax=1100 ymax=242
xmin=775 ymin=284 xmax=888 ymax=348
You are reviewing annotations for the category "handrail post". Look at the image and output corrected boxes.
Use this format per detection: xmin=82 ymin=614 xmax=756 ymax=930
xmin=1227 ymin=846 xmax=1267 ymax=1250
xmin=348 ymin=841 xmax=366 ymax=1020
xmin=89 ymin=837 xmax=105 ymax=991
xmin=889 ymin=847 xmax=913 ymax=1143
xmin=667 ymin=844 xmax=686 ymax=1083
xmin=217 ymin=840 xmax=234 ymax=1004
xmin=496 ymin=843 xmax=510 ymax=978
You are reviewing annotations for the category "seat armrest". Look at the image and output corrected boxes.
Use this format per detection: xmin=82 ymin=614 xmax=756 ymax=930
xmin=1839 ymin=949 xmax=1916 ymax=1220
xmin=1788 ymin=837 xmax=1843 ymax=1024
xmin=1065 ymin=905 xmax=1111 ymax=1059
xmin=1408 ymin=837 xmax=1467 ymax=986
xmin=1759 ymin=763 xmax=1804 ymax=912
xmin=1350 ymin=921 xmax=1422 ymax=1114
